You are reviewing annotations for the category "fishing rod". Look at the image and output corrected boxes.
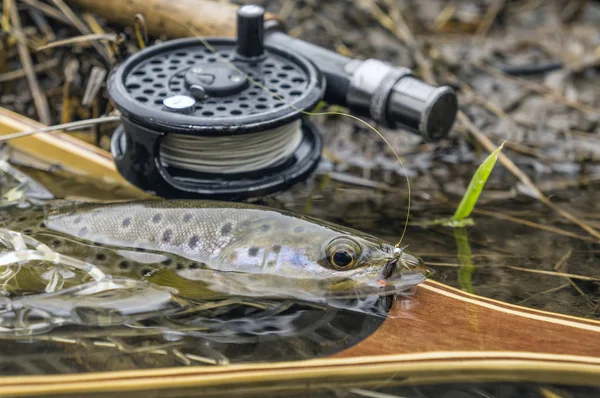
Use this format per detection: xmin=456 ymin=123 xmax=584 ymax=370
xmin=103 ymin=3 xmax=458 ymax=200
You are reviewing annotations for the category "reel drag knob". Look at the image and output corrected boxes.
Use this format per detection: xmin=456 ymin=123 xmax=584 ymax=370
xmin=107 ymin=5 xmax=325 ymax=200
xmin=236 ymin=4 xmax=265 ymax=59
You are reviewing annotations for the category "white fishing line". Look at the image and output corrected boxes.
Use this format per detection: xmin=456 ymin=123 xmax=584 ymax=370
xmin=159 ymin=119 xmax=303 ymax=174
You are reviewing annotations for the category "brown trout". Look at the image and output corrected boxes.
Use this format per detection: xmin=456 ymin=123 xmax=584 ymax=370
xmin=0 ymin=200 xmax=425 ymax=303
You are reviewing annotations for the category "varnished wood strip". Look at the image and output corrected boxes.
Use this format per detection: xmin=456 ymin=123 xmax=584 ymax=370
xmin=0 ymin=107 xmax=148 ymax=197
xmin=3 ymin=351 xmax=600 ymax=387
xmin=335 ymin=282 xmax=600 ymax=359
xmin=425 ymin=280 xmax=600 ymax=325
xmin=2 ymin=357 xmax=600 ymax=396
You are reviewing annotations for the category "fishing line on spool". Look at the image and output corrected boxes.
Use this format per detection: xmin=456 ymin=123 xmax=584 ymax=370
xmin=160 ymin=120 xmax=302 ymax=173
xmin=172 ymin=18 xmax=413 ymax=248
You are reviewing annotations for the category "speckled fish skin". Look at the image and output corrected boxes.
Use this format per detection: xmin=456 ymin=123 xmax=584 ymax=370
xmin=1 ymin=200 xmax=425 ymax=300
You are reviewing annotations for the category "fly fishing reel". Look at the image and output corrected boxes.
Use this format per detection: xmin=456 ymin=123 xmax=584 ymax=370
xmin=108 ymin=4 xmax=458 ymax=200
xmin=108 ymin=5 xmax=324 ymax=199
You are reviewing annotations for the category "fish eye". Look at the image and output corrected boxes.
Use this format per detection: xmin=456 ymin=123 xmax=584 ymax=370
xmin=332 ymin=250 xmax=354 ymax=268
xmin=327 ymin=237 xmax=361 ymax=270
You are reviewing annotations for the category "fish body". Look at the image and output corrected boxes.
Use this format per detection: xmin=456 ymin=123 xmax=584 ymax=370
xmin=1 ymin=200 xmax=425 ymax=302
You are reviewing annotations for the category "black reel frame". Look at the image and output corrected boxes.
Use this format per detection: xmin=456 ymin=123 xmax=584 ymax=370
xmin=108 ymin=30 xmax=326 ymax=200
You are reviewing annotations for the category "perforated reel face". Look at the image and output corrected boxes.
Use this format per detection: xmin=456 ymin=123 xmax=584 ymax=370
xmin=109 ymin=38 xmax=324 ymax=134
xmin=108 ymin=37 xmax=325 ymax=199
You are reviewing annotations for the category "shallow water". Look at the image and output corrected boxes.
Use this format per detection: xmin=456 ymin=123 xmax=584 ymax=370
xmin=2 ymin=163 xmax=600 ymax=398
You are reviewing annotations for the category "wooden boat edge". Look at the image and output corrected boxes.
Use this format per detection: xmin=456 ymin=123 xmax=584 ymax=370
xmin=2 ymin=355 xmax=600 ymax=396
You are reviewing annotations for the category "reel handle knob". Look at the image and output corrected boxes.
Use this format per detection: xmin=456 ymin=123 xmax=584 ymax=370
xmin=236 ymin=4 xmax=265 ymax=59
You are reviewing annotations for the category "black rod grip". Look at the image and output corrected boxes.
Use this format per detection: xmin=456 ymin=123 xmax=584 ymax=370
xmin=264 ymin=28 xmax=457 ymax=141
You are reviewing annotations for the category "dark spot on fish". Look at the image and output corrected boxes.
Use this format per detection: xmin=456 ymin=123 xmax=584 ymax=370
xmin=18 ymin=216 xmax=27 ymax=222
xmin=188 ymin=235 xmax=199 ymax=249
xmin=163 ymin=259 xmax=172 ymax=266
xmin=176 ymin=263 xmax=185 ymax=270
xmin=248 ymin=247 xmax=259 ymax=257
xmin=38 ymin=223 xmax=46 ymax=228
xmin=52 ymin=239 xmax=62 ymax=248
xmin=122 ymin=218 xmax=131 ymax=227
xmin=95 ymin=253 xmax=107 ymax=261
xmin=78 ymin=227 xmax=88 ymax=237
xmin=23 ymin=229 xmax=32 ymax=234
xmin=152 ymin=214 xmax=162 ymax=223
xmin=294 ymin=226 xmax=305 ymax=233
xmin=272 ymin=244 xmax=282 ymax=253
xmin=189 ymin=263 xmax=199 ymax=269
xmin=74 ymin=216 xmax=83 ymax=225
xmin=220 ymin=222 xmax=232 ymax=235
xmin=261 ymin=224 xmax=270 ymax=232
xmin=141 ymin=268 xmax=152 ymax=276
xmin=162 ymin=229 xmax=173 ymax=243
xmin=183 ymin=213 xmax=192 ymax=222
xmin=118 ymin=261 xmax=129 ymax=269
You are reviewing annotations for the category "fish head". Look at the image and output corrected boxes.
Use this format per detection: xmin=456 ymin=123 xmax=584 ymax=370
xmin=315 ymin=234 xmax=426 ymax=298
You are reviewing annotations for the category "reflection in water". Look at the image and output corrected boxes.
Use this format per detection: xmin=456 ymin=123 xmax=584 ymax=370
xmin=0 ymin=226 xmax=395 ymax=374
xmin=0 ymin=294 xmax=390 ymax=374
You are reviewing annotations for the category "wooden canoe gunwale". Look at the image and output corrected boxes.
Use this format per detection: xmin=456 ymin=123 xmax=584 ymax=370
xmin=2 ymin=355 xmax=600 ymax=397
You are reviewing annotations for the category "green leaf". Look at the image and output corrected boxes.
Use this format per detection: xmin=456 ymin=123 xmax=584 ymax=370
xmin=452 ymin=142 xmax=504 ymax=221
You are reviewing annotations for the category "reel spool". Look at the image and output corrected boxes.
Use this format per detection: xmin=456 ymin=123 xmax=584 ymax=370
xmin=108 ymin=5 xmax=325 ymax=200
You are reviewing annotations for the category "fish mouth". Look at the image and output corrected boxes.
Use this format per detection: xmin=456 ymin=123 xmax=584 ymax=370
xmin=328 ymin=272 xmax=425 ymax=300
xmin=326 ymin=252 xmax=427 ymax=299
xmin=326 ymin=264 xmax=426 ymax=299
